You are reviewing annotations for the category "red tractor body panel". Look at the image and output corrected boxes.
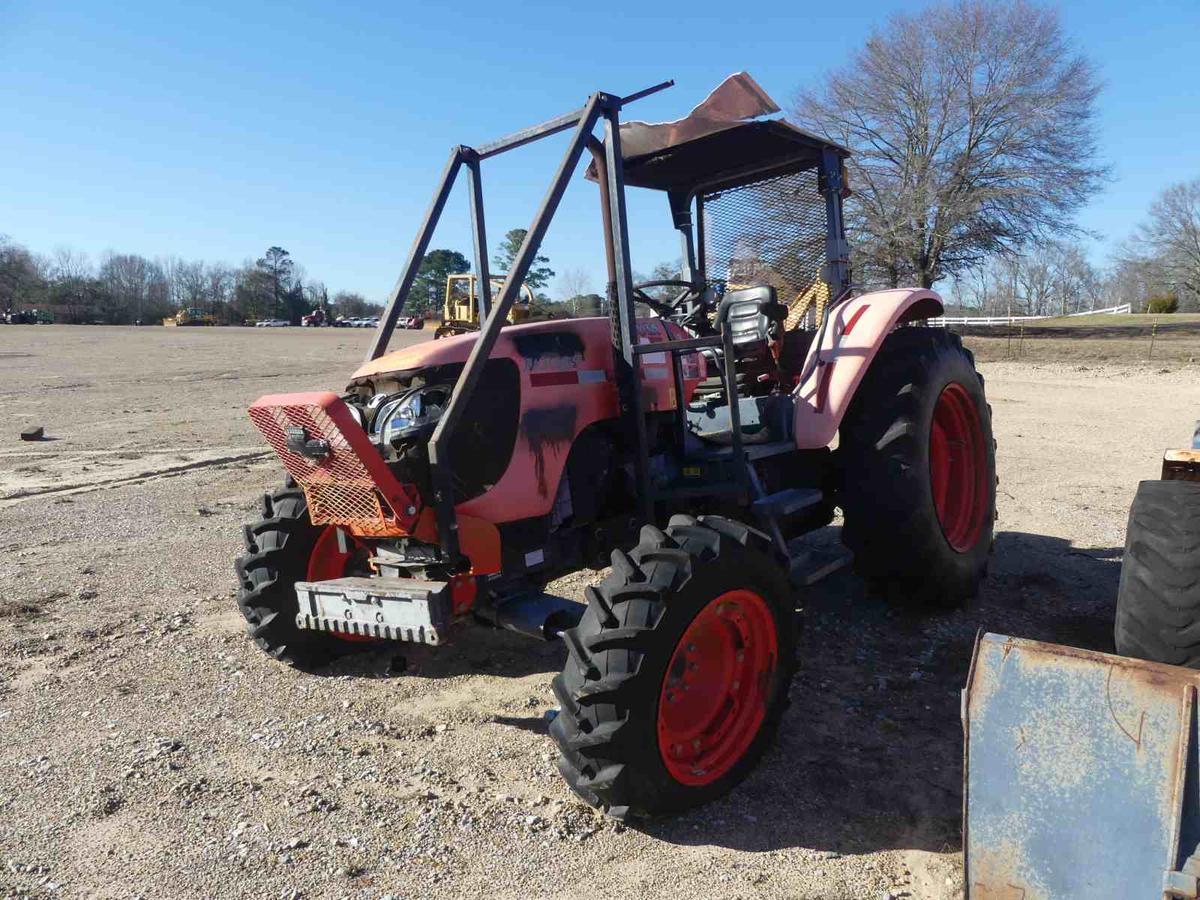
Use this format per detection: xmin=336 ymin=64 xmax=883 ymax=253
xmin=793 ymin=289 xmax=945 ymax=449
xmin=349 ymin=316 xmax=703 ymax=526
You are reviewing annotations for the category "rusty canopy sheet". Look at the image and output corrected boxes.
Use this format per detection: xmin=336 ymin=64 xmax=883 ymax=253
xmin=583 ymin=72 xmax=781 ymax=184
xmin=964 ymin=633 xmax=1200 ymax=899
xmin=617 ymin=72 xmax=779 ymax=160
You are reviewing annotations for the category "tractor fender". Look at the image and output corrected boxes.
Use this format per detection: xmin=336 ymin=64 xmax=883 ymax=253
xmin=792 ymin=288 xmax=944 ymax=449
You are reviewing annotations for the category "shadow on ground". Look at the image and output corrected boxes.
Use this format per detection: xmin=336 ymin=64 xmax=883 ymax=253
xmin=291 ymin=525 xmax=1123 ymax=856
xmin=313 ymin=623 xmax=566 ymax=681
xmin=643 ymin=528 xmax=1123 ymax=855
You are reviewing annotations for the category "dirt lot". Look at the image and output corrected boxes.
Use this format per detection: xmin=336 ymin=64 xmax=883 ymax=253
xmin=1 ymin=324 xmax=1198 ymax=899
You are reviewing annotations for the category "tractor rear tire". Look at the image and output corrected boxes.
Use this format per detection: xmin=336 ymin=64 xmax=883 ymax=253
xmin=1114 ymin=479 xmax=1200 ymax=666
xmin=550 ymin=515 xmax=795 ymax=818
xmin=838 ymin=327 xmax=995 ymax=607
xmin=234 ymin=483 xmax=367 ymax=670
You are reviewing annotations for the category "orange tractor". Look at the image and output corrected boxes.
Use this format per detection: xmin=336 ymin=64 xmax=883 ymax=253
xmin=236 ymin=75 xmax=995 ymax=817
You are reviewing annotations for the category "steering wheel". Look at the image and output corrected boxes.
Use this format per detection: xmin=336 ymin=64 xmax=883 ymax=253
xmin=631 ymin=279 xmax=704 ymax=318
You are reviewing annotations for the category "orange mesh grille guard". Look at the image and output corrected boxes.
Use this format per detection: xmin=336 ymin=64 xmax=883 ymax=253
xmin=248 ymin=391 xmax=421 ymax=537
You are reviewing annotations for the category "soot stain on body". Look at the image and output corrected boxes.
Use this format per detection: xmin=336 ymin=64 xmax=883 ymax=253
xmin=521 ymin=406 xmax=578 ymax=496
xmin=513 ymin=332 xmax=584 ymax=370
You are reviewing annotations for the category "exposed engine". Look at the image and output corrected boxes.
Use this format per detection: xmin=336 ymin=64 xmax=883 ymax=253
xmin=341 ymin=381 xmax=451 ymax=504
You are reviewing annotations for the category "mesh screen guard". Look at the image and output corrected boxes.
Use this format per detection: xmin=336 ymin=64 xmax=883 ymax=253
xmin=248 ymin=392 xmax=420 ymax=537
xmin=701 ymin=168 xmax=830 ymax=329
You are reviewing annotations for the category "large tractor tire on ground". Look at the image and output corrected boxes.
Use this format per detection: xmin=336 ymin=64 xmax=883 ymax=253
xmin=235 ymin=482 xmax=369 ymax=670
xmin=1114 ymin=479 xmax=1200 ymax=666
xmin=550 ymin=515 xmax=795 ymax=818
xmin=838 ymin=327 xmax=995 ymax=607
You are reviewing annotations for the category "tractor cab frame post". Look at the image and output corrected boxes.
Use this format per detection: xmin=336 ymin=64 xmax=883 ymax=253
xmin=819 ymin=147 xmax=851 ymax=298
xmin=367 ymin=83 xmax=673 ymax=566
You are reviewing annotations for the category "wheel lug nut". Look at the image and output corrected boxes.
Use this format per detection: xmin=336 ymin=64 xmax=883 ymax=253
xmin=687 ymin=643 xmax=697 ymax=653
xmin=687 ymin=661 xmax=698 ymax=671
xmin=692 ymin=738 xmax=701 ymax=750
xmin=736 ymin=651 xmax=745 ymax=662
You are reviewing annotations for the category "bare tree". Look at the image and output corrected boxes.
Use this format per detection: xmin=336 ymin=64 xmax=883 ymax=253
xmin=174 ymin=260 xmax=209 ymax=307
xmin=1134 ymin=180 xmax=1200 ymax=308
xmin=556 ymin=267 xmax=592 ymax=315
xmin=957 ymin=240 xmax=1105 ymax=316
xmin=793 ymin=0 xmax=1106 ymax=288
xmin=99 ymin=252 xmax=154 ymax=323
xmin=52 ymin=246 xmax=91 ymax=282
xmin=332 ymin=290 xmax=379 ymax=318
xmin=0 ymin=236 xmax=44 ymax=313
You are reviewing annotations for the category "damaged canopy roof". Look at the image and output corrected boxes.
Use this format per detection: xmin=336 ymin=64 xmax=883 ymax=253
xmin=588 ymin=72 xmax=850 ymax=196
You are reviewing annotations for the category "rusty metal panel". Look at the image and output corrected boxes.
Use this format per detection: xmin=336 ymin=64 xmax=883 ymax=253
xmin=964 ymin=633 xmax=1197 ymax=899
xmin=1164 ymin=449 xmax=1200 ymax=482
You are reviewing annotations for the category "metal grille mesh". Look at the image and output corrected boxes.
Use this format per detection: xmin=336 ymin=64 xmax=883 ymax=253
xmin=701 ymin=168 xmax=829 ymax=330
xmin=248 ymin=402 xmax=402 ymax=537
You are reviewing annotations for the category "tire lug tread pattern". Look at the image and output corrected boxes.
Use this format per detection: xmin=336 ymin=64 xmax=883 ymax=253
xmin=234 ymin=481 xmax=363 ymax=670
xmin=1115 ymin=480 xmax=1200 ymax=666
xmin=836 ymin=326 xmax=996 ymax=608
xmin=550 ymin=517 xmax=796 ymax=818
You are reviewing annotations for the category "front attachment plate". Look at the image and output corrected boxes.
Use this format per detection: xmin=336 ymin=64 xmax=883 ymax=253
xmin=295 ymin=576 xmax=451 ymax=645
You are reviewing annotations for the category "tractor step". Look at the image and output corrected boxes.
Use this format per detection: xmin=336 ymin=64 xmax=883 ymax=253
xmin=294 ymin=576 xmax=452 ymax=645
xmin=753 ymin=487 xmax=824 ymax=518
xmin=787 ymin=543 xmax=853 ymax=586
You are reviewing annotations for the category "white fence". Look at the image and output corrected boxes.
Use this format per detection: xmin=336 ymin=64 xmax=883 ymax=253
xmin=930 ymin=303 xmax=1132 ymax=327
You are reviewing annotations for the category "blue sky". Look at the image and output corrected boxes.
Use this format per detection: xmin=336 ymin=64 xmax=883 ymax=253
xmin=2 ymin=0 xmax=1198 ymax=303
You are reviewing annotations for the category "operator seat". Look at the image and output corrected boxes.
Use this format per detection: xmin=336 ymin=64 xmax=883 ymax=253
xmin=697 ymin=285 xmax=787 ymax=395
xmin=687 ymin=286 xmax=794 ymax=445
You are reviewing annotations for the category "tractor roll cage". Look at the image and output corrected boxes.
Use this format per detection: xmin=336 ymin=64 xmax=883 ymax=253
xmin=367 ymin=81 xmax=850 ymax=568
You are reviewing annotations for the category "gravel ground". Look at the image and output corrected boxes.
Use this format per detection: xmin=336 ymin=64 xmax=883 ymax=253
xmin=2 ymin=325 xmax=1198 ymax=900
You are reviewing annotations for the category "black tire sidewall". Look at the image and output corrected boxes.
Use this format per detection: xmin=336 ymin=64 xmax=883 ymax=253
xmin=1115 ymin=479 xmax=1200 ymax=665
xmin=907 ymin=349 xmax=995 ymax=590
xmin=840 ymin=329 xmax=996 ymax=602
xmin=236 ymin=487 xmax=354 ymax=667
xmin=639 ymin=551 xmax=792 ymax=809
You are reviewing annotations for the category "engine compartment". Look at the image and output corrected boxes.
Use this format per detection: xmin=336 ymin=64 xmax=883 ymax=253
xmin=345 ymin=358 xmax=522 ymax=507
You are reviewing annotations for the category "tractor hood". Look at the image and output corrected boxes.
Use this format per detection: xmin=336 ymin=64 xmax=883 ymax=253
xmin=350 ymin=317 xmax=612 ymax=384
xmin=352 ymin=329 xmax=477 ymax=382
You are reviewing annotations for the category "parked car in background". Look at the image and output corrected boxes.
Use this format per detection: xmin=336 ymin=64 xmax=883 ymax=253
xmin=301 ymin=309 xmax=328 ymax=327
xmin=255 ymin=318 xmax=289 ymax=328
xmin=397 ymin=315 xmax=425 ymax=329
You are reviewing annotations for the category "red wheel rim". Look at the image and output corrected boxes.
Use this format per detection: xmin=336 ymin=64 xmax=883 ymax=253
xmin=929 ymin=383 xmax=988 ymax=552
xmin=307 ymin=527 xmax=371 ymax=642
xmin=307 ymin=526 xmax=359 ymax=581
xmin=657 ymin=589 xmax=779 ymax=786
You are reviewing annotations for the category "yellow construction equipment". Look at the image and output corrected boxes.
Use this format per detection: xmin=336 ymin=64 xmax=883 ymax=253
xmin=434 ymin=274 xmax=534 ymax=339
xmin=162 ymin=307 xmax=216 ymax=327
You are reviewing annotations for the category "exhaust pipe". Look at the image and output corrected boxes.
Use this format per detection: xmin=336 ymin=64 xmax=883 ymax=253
xmin=480 ymin=591 xmax=585 ymax=641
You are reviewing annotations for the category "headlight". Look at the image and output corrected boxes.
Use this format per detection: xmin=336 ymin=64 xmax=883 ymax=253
xmin=373 ymin=385 xmax=451 ymax=444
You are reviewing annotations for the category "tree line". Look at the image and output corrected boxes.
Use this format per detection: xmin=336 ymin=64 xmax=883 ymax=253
xmin=0 ymin=241 xmax=383 ymax=325
xmin=794 ymin=0 xmax=1198 ymax=315
xmin=8 ymin=2 xmax=1196 ymax=325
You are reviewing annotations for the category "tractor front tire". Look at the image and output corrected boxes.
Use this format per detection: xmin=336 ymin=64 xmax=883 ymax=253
xmin=1115 ymin=479 xmax=1200 ymax=667
xmin=550 ymin=515 xmax=795 ymax=818
xmin=838 ymin=327 xmax=995 ymax=607
xmin=235 ymin=483 xmax=366 ymax=670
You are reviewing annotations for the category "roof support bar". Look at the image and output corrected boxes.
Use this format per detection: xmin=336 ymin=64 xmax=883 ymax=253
xmin=425 ymin=94 xmax=605 ymax=565
xmin=367 ymin=148 xmax=464 ymax=362
xmin=819 ymin=147 xmax=851 ymax=298
xmin=600 ymin=100 xmax=652 ymax=524
xmin=465 ymin=152 xmax=492 ymax=322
